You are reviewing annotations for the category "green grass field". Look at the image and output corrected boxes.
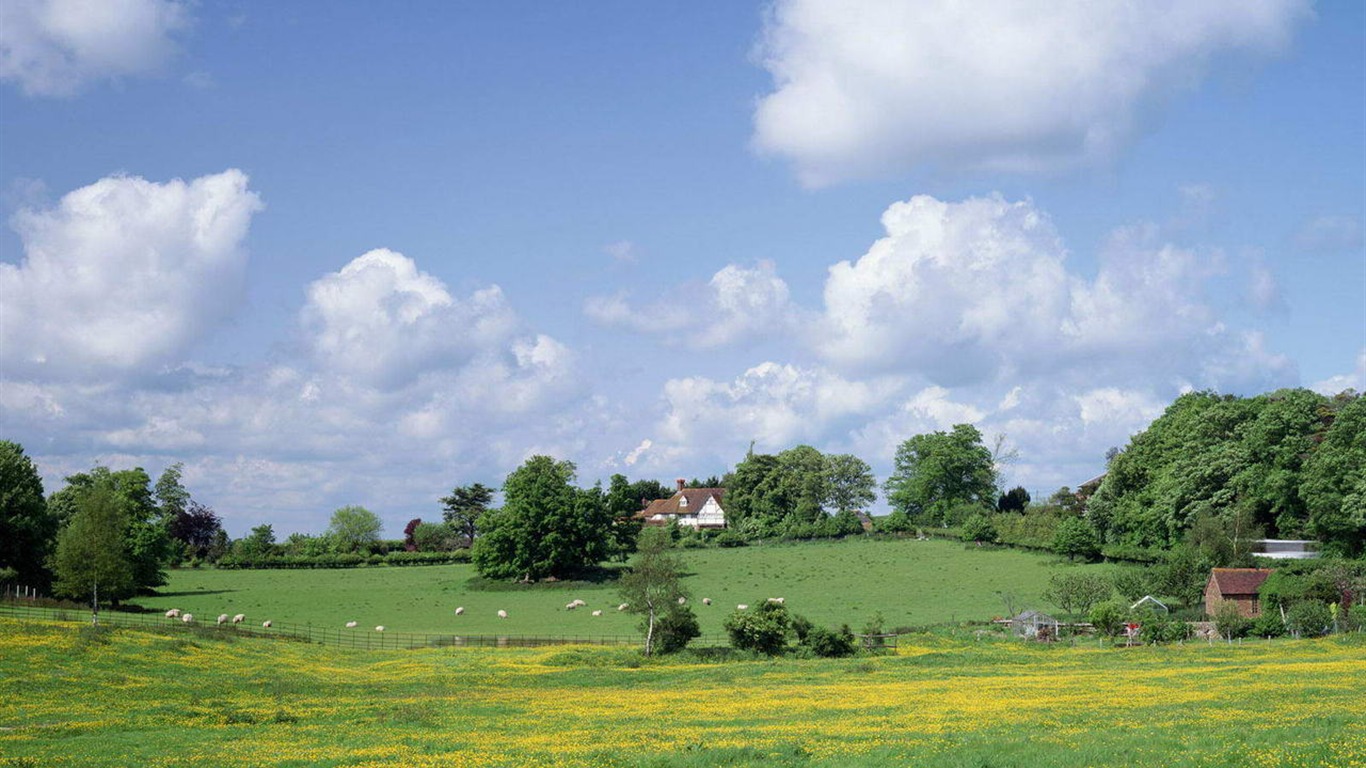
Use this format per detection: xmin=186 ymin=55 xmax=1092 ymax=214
xmin=133 ymin=538 xmax=1121 ymax=637
xmin=3 ymin=617 xmax=1362 ymax=767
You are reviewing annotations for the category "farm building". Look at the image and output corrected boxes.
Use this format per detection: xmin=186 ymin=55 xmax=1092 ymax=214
xmin=639 ymin=480 xmax=727 ymax=529
xmin=1204 ymin=568 xmax=1274 ymax=619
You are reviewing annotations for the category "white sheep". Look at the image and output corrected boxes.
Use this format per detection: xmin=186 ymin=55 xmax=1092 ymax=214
xmin=617 ymin=603 xmax=629 ymax=611
xmin=677 ymin=596 xmax=687 ymax=605
xmin=455 ymin=606 xmax=464 ymax=616
xmin=565 ymin=602 xmax=578 ymax=611
xmin=591 ymin=610 xmax=603 ymax=617
xmin=767 ymin=597 xmax=785 ymax=605
xmin=702 ymin=598 xmax=711 ymax=606
xmin=345 ymin=621 xmax=358 ymax=628
xmin=165 ymin=608 xmax=180 ymax=618
xmin=217 ymin=614 xmax=229 ymax=625
xmin=182 ymin=613 xmax=194 ymax=623
xmin=497 ymin=610 xmax=508 ymax=619
xmin=262 ymin=620 xmax=272 ymax=628
xmin=232 ymin=614 xmax=245 ymax=624
xmin=736 ymin=604 xmax=748 ymax=611
xmin=570 ymin=599 xmax=586 ymax=608
xmin=375 ymin=626 xmax=385 ymax=632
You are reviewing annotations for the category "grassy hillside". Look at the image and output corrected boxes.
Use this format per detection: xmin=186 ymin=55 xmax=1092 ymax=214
xmin=134 ymin=538 xmax=1121 ymax=636
xmin=3 ymin=617 xmax=1362 ymax=767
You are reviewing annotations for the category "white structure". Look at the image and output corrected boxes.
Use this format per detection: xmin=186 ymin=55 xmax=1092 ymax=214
xmin=1252 ymin=540 xmax=1319 ymax=560
xmin=639 ymin=479 xmax=727 ymax=529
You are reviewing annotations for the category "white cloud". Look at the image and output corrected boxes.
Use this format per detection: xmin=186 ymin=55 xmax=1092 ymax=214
xmin=753 ymin=0 xmax=1310 ymax=185
xmin=1294 ymin=214 xmax=1364 ymax=253
xmin=815 ymin=194 xmax=1296 ymax=393
xmin=301 ymin=249 xmax=520 ymax=389
xmin=1248 ymin=262 xmax=1284 ymax=312
xmin=1311 ymin=350 xmax=1366 ymax=395
xmin=585 ymin=261 xmax=795 ymax=348
xmin=0 ymin=0 xmax=190 ymax=97
xmin=0 ymin=169 xmax=263 ymax=380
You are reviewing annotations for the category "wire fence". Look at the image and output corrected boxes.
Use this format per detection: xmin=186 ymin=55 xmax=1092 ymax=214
xmin=0 ymin=600 xmax=745 ymax=651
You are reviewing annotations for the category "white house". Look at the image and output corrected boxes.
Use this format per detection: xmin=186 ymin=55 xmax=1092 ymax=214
xmin=639 ymin=480 xmax=727 ymax=529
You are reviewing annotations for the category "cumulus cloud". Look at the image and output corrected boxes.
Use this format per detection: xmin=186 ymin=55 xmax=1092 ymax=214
xmin=301 ymin=248 xmax=520 ymax=388
xmin=753 ymin=0 xmax=1310 ymax=184
xmin=0 ymin=169 xmax=263 ymax=379
xmin=585 ymin=261 xmax=796 ymax=348
xmin=1311 ymin=350 xmax=1366 ymax=395
xmin=815 ymin=194 xmax=1295 ymax=393
xmin=0 ymin=0 xmax=190 ymax=97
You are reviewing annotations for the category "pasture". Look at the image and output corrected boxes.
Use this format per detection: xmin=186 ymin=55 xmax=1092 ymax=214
xmin=134 ymin=537 xmax=1121 ymax=636
xmin=2 ymin=617 xmax=1362 ymax=767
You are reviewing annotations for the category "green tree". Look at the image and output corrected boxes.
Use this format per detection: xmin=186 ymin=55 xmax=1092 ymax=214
xmin=1088 ymin=601 xmax=1126 ymax=638
xmin=48 ymin=466 xmax=171 ymax=592
xmin=1043 ymin=571 xmax=1113 ymax=615
xmin=960 ymin=512 xmax=999 ymax=544
xmin=825 ymin=453 xmax=876 ymax=513
xmin=1051 ymin=517 xmax=1101 ymax=561
xmin=234 ymin=524 xmax=277 ymax=559
xmin=0 ymin=440 xmax=57 ymax=588
xmin=884 ymin=424 xmax=997 ymax=527
xmin=1302 ymin=395 xmax=1366 ymax=556
xmin=327 ymin=506 xmax=383 ymax=553
xmin=604 ymin=474 xmax=646 ymax=560
xmin=471 ymin=456 xmax=612 ymax=581
xmin=154 ymin=462 xmax=191 ymax=524
xmin=51 ymin=482 xmax=134 ymax=605
xmin=1153 ymin=544 xmax=1210 ymax=609
xmin=440 ymin=483 xmax=495 ymax=545
xmin=724 ymin=601 xmax=793 ymax=655
xmin=997 ymin=486 xmax=1031 ymax=513
xmin=619 ymin=526 xmax=694 ymax=656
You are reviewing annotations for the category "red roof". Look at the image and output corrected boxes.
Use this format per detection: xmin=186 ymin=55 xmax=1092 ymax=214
xmin=1208 ymin=568 xmax=1274 ymax=597
xmin=639 ymin=488 xmax=724 ymax=520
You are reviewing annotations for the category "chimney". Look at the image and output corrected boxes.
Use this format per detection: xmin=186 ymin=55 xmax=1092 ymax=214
xmin=676 ymin=478 xmax=686 ymax=492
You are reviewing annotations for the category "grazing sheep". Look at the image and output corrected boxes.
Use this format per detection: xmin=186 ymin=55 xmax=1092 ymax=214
xmin=232 ymin=614 xmax=245 ymax=624
xmin=736 ymin=604 xmax=748 ymax=611
xmin=569 ymin=599 xmax=586 ymax=608
xmin=702 ymin=598 xmax=711 ymax=606
xmin=677 ymin=596 xmax=687 ymax=605
xmin=591 ymin=610 xmax=603 ymax=617
xmin=617 ymin=603 xmax=629 ymax=611
xmin=565 ymin=602 xmax=578 ymax=611
xmin=262 ymin=620 xmax=272 ymax=628
xmin=375 ymin=626 xmax=385 ymax=632
xmin=455 ymin=606 xmax=464 ymax=616
xmin=497 ymin=610 xmax=508 ymax=619
xmin=182 ymin=613 xmax=194 ymax=623
xmin=165 ymin=609 xmax=180 ymax=618
xmin=345 ymin=621 xmax=358 ymax=628
xmin=217 ymin=614 xmax=229 ymax=625
xmin=767 ymin=597 xmax=785 ymax=605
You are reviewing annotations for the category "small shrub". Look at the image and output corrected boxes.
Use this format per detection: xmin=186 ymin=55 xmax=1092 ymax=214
xmin=724 ymin=602 xmax=792 ymax=655
xmin=655 ymin=606 xmax=702 ymax=654
xmin=803 ymin=624 xmax=857 ymax=658
xmin=1088 ymin=601 xmax=1126 ymax=638
xmin=1213 ymin=602 xmax=1251 ymax=640
xmin=712 ymin=531 xmax=746 ymax=548
xmin=1250 ymin=613 xmax=1286 ymax=638
xmin=960 ymin=513 xmax=999 ymax=545
xmin=1286 ymin=601 xmax=1333 ymax=638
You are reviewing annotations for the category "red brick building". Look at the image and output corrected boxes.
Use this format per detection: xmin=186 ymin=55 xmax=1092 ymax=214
xmin=1204 ymin=568 xmax=1274 ymax=618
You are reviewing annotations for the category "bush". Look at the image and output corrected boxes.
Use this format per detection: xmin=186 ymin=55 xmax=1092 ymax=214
xmin=1088 ymin=601 xmax=1126 ymax=638
xmin=1250 ymin=613 xmax=1286 ymax=638
xmin=1286 ymin=601 xmax=1333 ymax=638
xmin=1213 ymin=602 xmax=1251 ymax=640
xmin=654 ymin=606 xmax=702 ymax=654
xmin=1052 ymin=517 xmax=1101 ymax=562
xmin=724 ymin=602 xmax=792 ymax=655
xmin=1043 ymin=571 xmax=1113 ymax=616
xmin=712 ymin=531 xmax=746 ymax=548
xmin=1136 ymin=610 xmax=1192 ymax=645
xmin=1346 ymin=603 xmax=1366 ymax=632
xmin=802 ymin=624 xmax=857 ymax=658
xmin=960 ymin=513 xmax=999 ymax=544
xmin=877 ymin=509 xmax=914 ymax=534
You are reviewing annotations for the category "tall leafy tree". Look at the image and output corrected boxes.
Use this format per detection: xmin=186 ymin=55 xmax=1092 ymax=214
xmin=154 ymin=462 xmax=191 ymax=524
xmin=0 ymin=440 xmax=57 ymax=588
xmin=48 ymin=466 xmax=172 ymax=592
xmin=52 ymin=481 xmax=134 ymax=605
xmin=168 ymin=501 xmax=224 ymax=561
xmin=1302 ymin=394 xmax=1366 ymax=556
xmin=327 ymin=506 xmax=383 ymax=553
xmin=884 ymin=424 xmax=997 ymax=526
xmin=619 ymin=526 xmax=695 ymax=655
xmin=441 ymin=483 xmax=495 ymax=544
xmin=722 ymin=452 xmax=783 ymax=533
xmin=472 ymin=456 xmax=613 ymax=581
xmin=824 ymin=453 xmax=876 ymax=514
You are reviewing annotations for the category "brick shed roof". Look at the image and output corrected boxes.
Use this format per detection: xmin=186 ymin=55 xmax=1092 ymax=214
xmin=1208 ymin=568 xmax=1274 ymax=597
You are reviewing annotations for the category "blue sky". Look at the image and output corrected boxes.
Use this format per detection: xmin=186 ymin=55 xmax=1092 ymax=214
xmin=2 ymin=0 xmax=1363 ymax=537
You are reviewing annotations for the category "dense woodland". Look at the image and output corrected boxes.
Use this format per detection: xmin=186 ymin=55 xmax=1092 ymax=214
xmin=1 ymin=387 xmax=1362 ymax=614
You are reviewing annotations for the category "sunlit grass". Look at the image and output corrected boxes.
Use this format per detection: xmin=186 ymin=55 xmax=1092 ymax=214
xmin=3 ymin=617 xmax=1361 ymax=767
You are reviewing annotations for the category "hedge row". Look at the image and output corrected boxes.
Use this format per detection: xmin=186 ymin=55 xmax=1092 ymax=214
xmin=215 ymin=550 xmax=472 ymax=570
